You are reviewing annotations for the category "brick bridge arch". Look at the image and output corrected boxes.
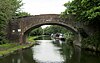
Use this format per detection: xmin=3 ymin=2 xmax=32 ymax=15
xmin=7 ymin=14 xmax=81 ymax=46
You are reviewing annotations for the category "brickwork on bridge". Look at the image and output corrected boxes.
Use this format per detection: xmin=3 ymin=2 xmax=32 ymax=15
xmin=7 ymin=14 xmax=81 ymax=46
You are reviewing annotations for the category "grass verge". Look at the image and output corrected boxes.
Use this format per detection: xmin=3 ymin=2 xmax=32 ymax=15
xmin=0 ymin=43 xmax=33 ymax=57
xmin=27 ymin=36 xmax=41 ymax=42
xmin=0 ymin=36 xmax=40 ymax=57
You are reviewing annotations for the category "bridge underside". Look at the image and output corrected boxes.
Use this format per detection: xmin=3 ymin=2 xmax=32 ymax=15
xmin=24 ymin=22 xmax=78 ymax=34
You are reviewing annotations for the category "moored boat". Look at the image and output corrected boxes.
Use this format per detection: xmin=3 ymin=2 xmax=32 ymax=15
xmin=51 ymin=33 xmax=65 ymax=41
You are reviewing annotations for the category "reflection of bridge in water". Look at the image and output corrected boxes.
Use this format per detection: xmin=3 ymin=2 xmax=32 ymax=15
xmin=50 ymin=38 xmax=81 ymax=63
xmin=7 ymin=14 xmax=81 ymax=46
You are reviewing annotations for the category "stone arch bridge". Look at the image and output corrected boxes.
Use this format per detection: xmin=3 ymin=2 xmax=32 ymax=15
xmin=7 ymin=14 xmax=81 ymax=46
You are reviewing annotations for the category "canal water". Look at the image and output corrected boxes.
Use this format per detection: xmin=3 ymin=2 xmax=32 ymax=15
xmin=0 ymin=36 xmax=100 ymax=63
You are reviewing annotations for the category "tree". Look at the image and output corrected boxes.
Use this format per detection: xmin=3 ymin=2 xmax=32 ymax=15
xmin=43 ymin=25 xmax=72 ymax=35
xmin=62 ymin=0 xmax=100 ymax=50
xmin=0 ymin=0 xmax=23 ymax=44
xmin=29 ymin=27 xmax=43 ymax=36
xmin=62 ymin=0 xmax=100 ymax=25
xmin=43 ymin=25 xmax=62 ymax=34
xmin=15 ymin=12 xmax=30 ymax=18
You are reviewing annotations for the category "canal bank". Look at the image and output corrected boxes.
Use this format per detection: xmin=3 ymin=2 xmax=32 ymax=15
xmin=0 ymin=36 xmax=40 ymax=58
xmin=0 ymin=43 xmax=34 ymax=58
xmin=0 ymin=35 xmax=100 ymax=63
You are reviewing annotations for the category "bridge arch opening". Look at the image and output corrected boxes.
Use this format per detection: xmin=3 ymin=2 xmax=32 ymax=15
xmin=22 ymin=23 xmax=81 ymax=46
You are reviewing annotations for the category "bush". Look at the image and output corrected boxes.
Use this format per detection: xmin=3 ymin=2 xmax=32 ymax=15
xmin=82 ymin=32 xmax=100 ymax=51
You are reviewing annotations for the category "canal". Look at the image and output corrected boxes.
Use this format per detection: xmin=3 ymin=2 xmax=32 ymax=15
xmin=0 ymin=36 xmax=100 ymax=63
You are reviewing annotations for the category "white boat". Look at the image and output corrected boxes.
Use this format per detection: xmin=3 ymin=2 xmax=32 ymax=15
xmin=51 ymin=33 xmax=65 ymax=41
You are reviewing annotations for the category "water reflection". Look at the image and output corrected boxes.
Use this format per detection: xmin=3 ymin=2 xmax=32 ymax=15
xmin=0 ymin=49 xmax=36 ymax=63
xmin=0 ymin=36 xmax=100 ymax=63
xmin=32 ymin=40 xmax=64 ymax=63
xmin=53 ymin=40 xmax=81 ymax=63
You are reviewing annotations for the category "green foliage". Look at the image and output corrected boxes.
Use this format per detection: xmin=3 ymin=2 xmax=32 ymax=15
xmin=62 ymin=0 xmax=100 ymax=25
xmin=43 ymin=25 xmax=74 ymax=42
xmin=44 ymin=25 xmax=69 ymax=35
xmin=64 ymin=32 xmax=74 ymax=39
xmin=0 ymin=0 xmax=23 ymax=21
xmin=27 ymin=36 xmax=41 ymax=43
xmin=29 ymin=27 xmax=43 ymax=36
xmin=0 ymin=43 xmax=33 ymax=56
xmin=62 ymin=0 xmax=100 ymax=50
xmin=15 ymin=12 xmax=30 ymax=17
xmin=82 ymin=32 xmax=100 ymax=51
xmin=0 ymin=0 xmax=23 ymax=44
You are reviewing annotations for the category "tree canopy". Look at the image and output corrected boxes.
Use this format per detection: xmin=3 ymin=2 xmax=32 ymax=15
xmin=61 ymin=0 xmax=100 ymax=50
xmin=29 ymin=27 xmax=43 ymax=36
xmin=0 ymin=0 xmax=23 ymax=44
xmin=62 ymin=0 xmax=100 ymax=25
xmin=43 ymin=25 xmax=71 ymax=35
